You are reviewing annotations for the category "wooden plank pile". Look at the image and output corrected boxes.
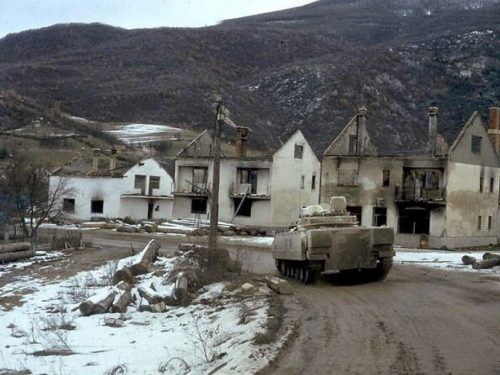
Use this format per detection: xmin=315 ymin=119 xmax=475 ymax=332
xmin=462 ymin=252 xmax=500 ymax=269
xmin=0 ymin=242 xmax=34 ymax=263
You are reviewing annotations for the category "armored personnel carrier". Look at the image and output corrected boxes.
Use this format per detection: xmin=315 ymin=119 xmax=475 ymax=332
xmin=272 ymin=197 xmax=395 ymax=284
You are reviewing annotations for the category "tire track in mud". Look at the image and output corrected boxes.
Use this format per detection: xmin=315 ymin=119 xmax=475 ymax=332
xmin=265 ymin=265 xmax=500 ymax=375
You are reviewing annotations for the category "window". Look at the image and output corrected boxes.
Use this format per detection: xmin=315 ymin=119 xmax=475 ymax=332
xmin=383 ymin=170 xmax=390 ymax=187
xmin=233 ymin=198 xmax=252 ymax=217
xmin=490 ymin=178 xmax=495 ymax=193
xmin=301 ymin=175 xmax=305 ymax=189
xmin=488 ymin=215 xmax=492 ymax=230
xmin=294 ymin=144 xmax=304 ymax=159
xmin=149 ymin=176 xmax=160 ymax=189
xmin=471 ymin=135 xmax=482 ymax=154
xmin=311 ymin=175 xmax=316 ymax=190
xmin=134 ymin=175 xmax=146 ymax=194
xmin=91 ymin=200 xmax=104 ymax=214
xmin=478 ymin=215 xmax=482 ymax=230
xmin=239 ymin=168 xmax=258 ymax=194
xmin=62 ymin=198 xmax=75 ymax=213
xmin=348 ymin=135 xmax=357 ymax=154
xmin=191 ymin=198 xmax=207 ymax=214
xmin=480 ymin=174 xmax=484 ymax=193
xmin=373 ymin=207 xmax=387 ymax=227
xmin=192 ymin=168 xmax=208 ymax=192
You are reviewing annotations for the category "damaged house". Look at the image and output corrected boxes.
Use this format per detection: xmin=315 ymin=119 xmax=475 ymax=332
xmin=172 ymin=127 xmax=320 ymax=228
xmin=321 ymin=106 xmax=500 ymax=248
xmin=49 ymin=150 xmax=174 ymax=221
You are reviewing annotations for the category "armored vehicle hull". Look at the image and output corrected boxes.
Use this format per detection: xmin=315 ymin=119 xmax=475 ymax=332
xmin=272 ymin=198 xmax=395 ymax=284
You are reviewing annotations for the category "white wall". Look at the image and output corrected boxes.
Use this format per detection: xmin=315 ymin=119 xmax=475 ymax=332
xmin=50 ymin=176 xmax=123 ymax=221
xmin=272 ymin=131 xmax=320 ymax=227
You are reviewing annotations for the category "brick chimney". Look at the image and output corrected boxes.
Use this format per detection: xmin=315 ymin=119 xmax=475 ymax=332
xmin=92 ymin=149 xmax=100 ymax=173
xmin=428 ymin=107 xmax=438 ymax=156
xmin=109 ymin=148 xmax=117 ymax=172
xmin=235 ymin=126 xmax=249 ymax=158
xmin=488 ymin=107 xmax=500 ymax=155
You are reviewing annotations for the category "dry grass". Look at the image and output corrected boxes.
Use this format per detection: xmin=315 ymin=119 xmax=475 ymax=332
xmin=253 ymin=293 xmax=284 ymax=345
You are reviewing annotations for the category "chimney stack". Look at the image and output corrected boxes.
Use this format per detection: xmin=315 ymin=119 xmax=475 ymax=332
xmin=356 ymin=106 xmax=367 ymax=155
xmin=428 ymin=107 xmax=438 ymax=156
xmin=109 ymin=149 xmax=117 ymax=172
xmin=488 ymin=107 xmax=500 ymax=155
xmin=235 ymin=126 xmax=249 ymax=158
xmin=92 ymin=149 xmax=100 ymax=173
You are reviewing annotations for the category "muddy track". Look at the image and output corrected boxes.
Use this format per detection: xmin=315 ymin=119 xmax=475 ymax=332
xmin=265 ymin=265 xmax=500 ymax=375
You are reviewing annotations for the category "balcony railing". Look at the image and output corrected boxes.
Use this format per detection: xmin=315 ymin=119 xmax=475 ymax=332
xmin=395 ymin=185 xmax=445 ymax=203
xmin=173 ymin=181 xmax=211 ymax=196
xmin=229 ymin=183 xmax=271 ymax=199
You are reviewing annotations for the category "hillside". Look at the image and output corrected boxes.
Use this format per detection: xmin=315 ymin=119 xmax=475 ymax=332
xmin=0 ymin=0 xmax=499 ymax=154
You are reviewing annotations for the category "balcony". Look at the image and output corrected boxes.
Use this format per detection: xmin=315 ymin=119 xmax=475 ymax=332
xmin=173 ymin=181 xmax=211 ymax=197
xmin=395 ymin=185 xmax=445 ymax=204
xmin=229 ymin=183 xmax=271 ymax=200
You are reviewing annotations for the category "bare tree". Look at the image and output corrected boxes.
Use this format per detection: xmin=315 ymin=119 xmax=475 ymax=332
xmin=0 ymin=154 xmax=72 ymax=241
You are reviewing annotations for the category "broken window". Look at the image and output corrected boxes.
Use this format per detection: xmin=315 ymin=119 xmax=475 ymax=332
xmin=347 ymin=206 xmax=362 ymax=224
xmin=373 ymin=207 xmax=387 ymax=227
xmin=91 ymin=200 xmax=104 ymax=214
xmin=301 ymin=175 xmax=305 ymax=189
xmin=480 ymin=174 xmax=484 ymax=193
xmin=488 ymin=215 xmax=492 ymax=230
xmin=338 ymin=169 xmax=358 ymax=186
xmin=490 ymin=178 xmax=495 ymax=193
xmin=471 ymin=135 xmax=482 ymax=154
xmin=478 ymin=215 xmax=482 ymax=230
xmin=294 ymin=144 xmax=304 ymax=159
xmin=348 ymin=135 xmax=357 ymax=154
xmin=311 ymin=175 xmax=316 ymax=190
xmin=382 ymin=170 xmax=390 ymax=187
xmin=233 ymin=198 xmax=252 ymax=217
xmin=192 ymin=168 xmax=208 ymax=192
xmin=134 ymin=175 xmax=146 ymax=194
xmin=62 ymin=198 xmax=75 ymax=213
xmin=149 ymin=176 xmax=160 ymax=194
xmin=238 ymin=168 xmax=258 ymax=194
xmin=191 ymin=198 xmax=207 ymax=214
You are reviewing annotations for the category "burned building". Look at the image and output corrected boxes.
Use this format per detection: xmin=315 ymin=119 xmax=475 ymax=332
xmin=321 ymin=106 xmax=500 ymax=248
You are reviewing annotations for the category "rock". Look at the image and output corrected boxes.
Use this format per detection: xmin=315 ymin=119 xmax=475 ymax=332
xmin=103 ymin=318 xmax=124 ymax=328
xmin=138 ymin=303 xmax=152 ymax=312
xmin=266 ymin=276 xmax=293 ymax=295
xmin=241 ymin=283 xmax=256 ymax=293
xmin=151 ymin=302 xmax=167 ymax=313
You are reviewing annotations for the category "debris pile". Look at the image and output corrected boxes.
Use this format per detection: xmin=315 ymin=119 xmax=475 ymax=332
xmin=80 ymin=218 xmax=268 ymax=236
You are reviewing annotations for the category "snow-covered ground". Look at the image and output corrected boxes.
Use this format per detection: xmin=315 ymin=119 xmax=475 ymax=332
xmin=104 ymin=124 xmax=180 ymax=144
xmin=2 ymin=229 xmax=499 ymax=374
xmin=0 ymin=250 xmax=287 ymax=375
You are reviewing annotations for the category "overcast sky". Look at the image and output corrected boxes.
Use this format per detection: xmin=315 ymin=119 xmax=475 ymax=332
xmin=0 ymin=0 xmax=316 ymax=38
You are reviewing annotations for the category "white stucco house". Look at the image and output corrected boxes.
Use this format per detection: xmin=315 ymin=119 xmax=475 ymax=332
xmin=49 ymin=151 xmax=174 ymax=221
xmin=172 ymin=128 xmax=320 ymax=229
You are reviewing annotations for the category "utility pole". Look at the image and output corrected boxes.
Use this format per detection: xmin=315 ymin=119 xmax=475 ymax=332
xmin=208 ymin=97 xmax=222 ymax=250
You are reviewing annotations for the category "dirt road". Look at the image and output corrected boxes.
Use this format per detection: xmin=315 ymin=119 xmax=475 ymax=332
xmin=4 ymin=230 xmax=500 ymax=374
xmin=265 ymin=265 xmax=500 ymax=375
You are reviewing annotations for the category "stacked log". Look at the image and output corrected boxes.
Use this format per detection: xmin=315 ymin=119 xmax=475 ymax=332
xmin=463 ymin=252 xmax=500 ymax=270
xmin=0 ymin=242 xmax=34 ymax=263
xmin=130 ymin=239 xmax=161 ymax=275
xmin=79 ymin=291 xmax=117 ymax=316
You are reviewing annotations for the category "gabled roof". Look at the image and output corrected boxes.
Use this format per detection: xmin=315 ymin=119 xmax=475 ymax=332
xmin=176 ymin=130 xmax=213 ymax=158
xmin=449 ymin=111 xmax=479 ymax=153
xmin=272 ymin=129 xmax=319 ymax=163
